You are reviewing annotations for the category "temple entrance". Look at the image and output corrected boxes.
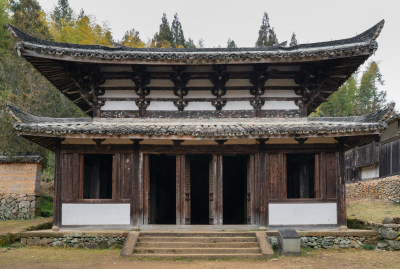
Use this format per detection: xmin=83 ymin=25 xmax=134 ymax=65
xmin=189 ymin=155 xmax=211 ymax=224
xmin=149 ymin=155 xmax=176 ymax=224
xmin=223 ymin=155 xmax=247 ymax=224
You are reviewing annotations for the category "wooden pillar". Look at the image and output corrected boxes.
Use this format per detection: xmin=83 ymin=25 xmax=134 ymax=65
xmin=131 ymin=141 xmax=140 ymax=226
xmin=247 ymin=154 xmax=255 ymax=224
xmin=337 ymin=142 xmax=347 ymax=226
xmin=210 ymin=154 xmax=223 ymax=225
xmin=176 ymin=155 xmax=191 ymax=225
xmin=52 ymin=141 xmax=62 ymax=229
xmin=258 ymin=151 xmax=268 ymax=226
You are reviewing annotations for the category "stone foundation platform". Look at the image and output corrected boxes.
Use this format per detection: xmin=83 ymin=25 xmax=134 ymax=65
xmin=0 ymin=193 xmax=40 ymax=220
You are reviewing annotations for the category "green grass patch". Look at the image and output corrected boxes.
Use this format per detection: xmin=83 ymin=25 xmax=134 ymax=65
xmin=362 ymin=244 xmax=375 ymax=250
xmin=40 ymin=196 xmax=53 ymax=217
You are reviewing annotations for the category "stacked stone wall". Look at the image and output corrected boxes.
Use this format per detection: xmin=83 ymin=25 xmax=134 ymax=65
xmin=0 ymin=193 xmax=40 ymax=220
xmin=346 ymin=175 xmax=400 ymax=202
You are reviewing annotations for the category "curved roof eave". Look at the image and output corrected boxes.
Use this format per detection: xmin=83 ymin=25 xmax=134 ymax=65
xmin=7 ymin=20 xmax=384 ymax=64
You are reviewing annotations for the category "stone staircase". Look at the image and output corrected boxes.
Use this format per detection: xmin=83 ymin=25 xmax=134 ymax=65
xmin=121 ymin=231 xmax=273 ymax=259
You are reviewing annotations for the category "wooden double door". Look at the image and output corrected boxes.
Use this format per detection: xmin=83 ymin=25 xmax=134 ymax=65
xmin=146 ymin=154 xmax=249 ymax=225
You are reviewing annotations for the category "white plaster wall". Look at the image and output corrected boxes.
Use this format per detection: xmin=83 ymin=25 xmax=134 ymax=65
xmin=147 ymin=79 xmax=174 ymax=87
xmin=223 ymin=101 xmax=253 ymax=110
xmin=265 ymin=79 xmax=298 ymax=87
xmin=269 ymin=203 xmax=337 ymax=225
xmin=186 ymin=102 xmax=215 ymax=111
xmin=147 ymin=101 xmax=177 ymax=111
xmin=262 ymin=101 xmax=298 ymax=110
xmin=101 ymin=101 xmax=138 ymax=111
xmin=225 ymin=90 xmax=250 ymax=98
xmin=101 ymin=79 xmax=135 ymax=87
xmin=147 ymin=90 xmax=176 ymax=98
xmin=62 ymin=203 xmax=130 ymax=225
xmin=101 ymin=90 xmax=138 ymax=98
xmin=361 ymin=166 xmax=379 ymax=180
xmin=186 ymin=90 xmax=214 ymax=99
xmin=225 ymin=79 xmax=252 ymax=87
xmin=186 ymin=79 xmax=213 ymax=87
xmin=262 ymin=90 xmax=298 ymax=98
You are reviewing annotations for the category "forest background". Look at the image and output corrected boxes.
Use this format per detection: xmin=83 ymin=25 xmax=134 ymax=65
xmin=0 ymin=0 xmax=393 ymax=178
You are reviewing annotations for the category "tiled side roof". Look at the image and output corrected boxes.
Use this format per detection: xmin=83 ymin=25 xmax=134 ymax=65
xmin=7 ymin=104 xmax=396 ymax=139
xmin=7 ymin=20 xmax=384 ymax=63
xmin=0 ymin=155 xmax=43 ymax=164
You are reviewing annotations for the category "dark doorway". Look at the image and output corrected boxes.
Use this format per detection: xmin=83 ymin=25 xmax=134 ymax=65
xmin=287 ymin=154 xmax=315 ymax=199
xmin=149 ymin=155 xmax=176 ymax=224
xmin=223 ymin=155 xmax=247 ymax=224
xmin=190 ymin=155 xmax=211 ymax=224
xmin=83 ymin=154 xmax=112 ymax=199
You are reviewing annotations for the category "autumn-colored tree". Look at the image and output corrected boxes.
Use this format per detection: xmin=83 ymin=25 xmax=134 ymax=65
xmin=10 ymin=0 xmax=51 ymax=39
xmin=153 ymin=13 xmax=173 ymax=48
xmin=121 ymin=28 xmax=145 ymax=48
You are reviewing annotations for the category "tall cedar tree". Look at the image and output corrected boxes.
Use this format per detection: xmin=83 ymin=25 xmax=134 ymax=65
xmin=227 ymin=38 xmax=237 ymax=48
xmin=171 ymin=13 xmax=185 ymax=48
xmin=255 ymin=12 xmax=278 ymax=47
xmin=52 ymin=0 xmax=73 ymax=29
xmin=0 ymin=0 xmax=10 ymax=51
xmin=312 ymin=62 xmax=388 ymax=117
xmin=10 ymin=0 xmax=51 ymax=39
xmin=290 ymin=32 xmax=297 ymax=46
xmin=153 ymin=13 xmax=174 ymax=48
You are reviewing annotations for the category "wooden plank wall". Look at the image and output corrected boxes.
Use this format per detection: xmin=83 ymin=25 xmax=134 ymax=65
xmin=380 ymin=139 xmax=400 ymax=177
xmin=315 ymin=152 xmax=337 ymax=199
xmin=113 ymin=153 xmax=133 ymax=200
xmin=61 ymin=153 xmax=81 ymax=200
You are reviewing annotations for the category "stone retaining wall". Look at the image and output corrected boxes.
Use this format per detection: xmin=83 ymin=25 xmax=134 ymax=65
xmin=21 ymin=231 xmax=128 ymax=248
xmin=371 ymin=222 xmax=400 ymax=250
xmin=268 ymin=232 xmax=377 ymax=250
xmin=346 ymin=175 xmax=400 ymax=202
xmin=0 ymin=193 xmax=40 ymax=220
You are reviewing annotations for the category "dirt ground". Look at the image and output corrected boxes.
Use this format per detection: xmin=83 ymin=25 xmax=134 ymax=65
xmin=347 ymin=198 xmax=400 ymax=223
xmin=0 ymin=247 xmax=399 ymax=269
xmin=0 ymin=217 xmax=52 ymax=234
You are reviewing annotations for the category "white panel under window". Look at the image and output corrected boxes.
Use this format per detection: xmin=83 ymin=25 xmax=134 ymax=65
xmin=262 ymin=101 xmax=298 ymax=110
xmin=269 ymin=203 xmax=337 ymax=225
xmin=62 ymin=203 xmax=130 ymax=225
xmin=101 ymin=101 xmax=138 ymax=111
xmin=101 ymin=90 xmax=138 ymax=98
xmin=262 ymin=90 xmax=298 ymax=98
xmin=223 ymin=101 xmax=253 ymax=110
xmin=147 ymin=101 xmax=176 ymax=111
xmin=186 ymin=102 xmax=214 ymax=111
xmin=361 ymin=166 xmax=379 ymax=180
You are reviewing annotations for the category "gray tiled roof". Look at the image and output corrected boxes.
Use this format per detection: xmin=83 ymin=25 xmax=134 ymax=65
xmin=0 ymin=155 xmax=43 ymax=164
xmin=7 ymin=20 xmax=384 ymax=63
xmin=7 ymin=104 xmax=397 ymax=139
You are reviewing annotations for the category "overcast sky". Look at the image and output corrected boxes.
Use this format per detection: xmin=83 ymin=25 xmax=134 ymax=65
xmin=37 ymin=0 xmax=400 ymax=108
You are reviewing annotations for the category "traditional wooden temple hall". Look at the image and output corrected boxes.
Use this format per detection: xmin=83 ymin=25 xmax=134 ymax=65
xmin=6 ymin=20 xmax=396 ymax=231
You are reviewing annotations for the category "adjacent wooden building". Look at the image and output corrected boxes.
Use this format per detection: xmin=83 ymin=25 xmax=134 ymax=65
xmin=7 ymin=20 xmax=395 ymax=228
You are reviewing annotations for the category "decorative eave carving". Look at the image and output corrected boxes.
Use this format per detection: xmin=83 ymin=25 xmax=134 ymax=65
xmin=65 ymin=63 xmax=105 ymax=116
xmin=131 ymin=65 xmax=151 ymax=115
xmin=170 ymin=66 xmax=190 ymax=111
xmin=210 ymin=65 xmax=229 ymax=111
xmin=249 ymin=64 xmax=269 ymax=110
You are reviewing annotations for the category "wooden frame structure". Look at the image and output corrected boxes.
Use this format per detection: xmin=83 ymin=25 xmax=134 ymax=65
xmin=6 ymin=20 xmax=396 ymax=228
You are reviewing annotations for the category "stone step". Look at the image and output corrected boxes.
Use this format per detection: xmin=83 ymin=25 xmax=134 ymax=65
xmin=139 ymin=232 xmax=256 ymax=237
xmin=135 ymin=247 xmax=261 ymax=254
xmin=138 ymin=236 xmax=257 ymax=242
xmin=136 ymin=242 xmax=260 ymax=248
xmin=132 ymin=253 xmax=265 ymax=259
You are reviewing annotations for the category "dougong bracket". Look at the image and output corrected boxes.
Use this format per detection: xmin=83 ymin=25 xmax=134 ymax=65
xmin=131 ymin=66 xmax=151 ymax=115
xmin=249 ymin=64 xmax=269 ymax=111
xmin=170 ymin=66 xmax=190 ymax=111
xmin=210 ymin=65 xmax=230 ymax=111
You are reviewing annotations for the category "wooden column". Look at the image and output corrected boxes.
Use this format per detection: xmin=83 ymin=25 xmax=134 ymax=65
xmin=176 ymin=155 xmax=191 ymax=224
xmin=52 ymin=141 xmax=62 ymax=229
xmin=247 ymin=154 xmax=256 ymax=224
xmin=210 ymin=154 xmax=223 ymax=225
xmin=131 ymin=141 xmax=140 ymax=226
xmin=337 ymin=141 xmax=347 ymax=226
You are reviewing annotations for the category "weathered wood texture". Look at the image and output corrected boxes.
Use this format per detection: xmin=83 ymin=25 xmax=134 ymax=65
xmin=380 ymin=138 xmax=400 ymax=177
xmin=210 ymin=155 xmax=223 ymax=225
xmin=53 ymin=142 xmax=62 ymax=227
xmin=315 ymin=152 xmax=338 ymax=199
xmin=247 ymin=155 xmax=255 ymax=224
xmin=176 ymin=155 xmax=190 ymax=224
